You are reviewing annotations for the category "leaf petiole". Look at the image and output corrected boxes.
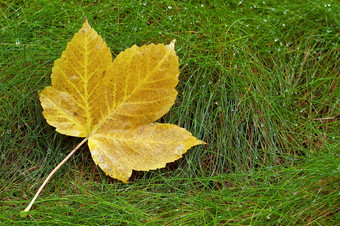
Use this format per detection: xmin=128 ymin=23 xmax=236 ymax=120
xmin=21 ymin=137 xmax=88 ymax=213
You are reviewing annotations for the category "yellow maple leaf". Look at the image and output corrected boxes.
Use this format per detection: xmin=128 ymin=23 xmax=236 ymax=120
xmin=39 ymin=19 xmax=205 ymax=183
xmin=22 ymin=20 xmax=205 ymax=213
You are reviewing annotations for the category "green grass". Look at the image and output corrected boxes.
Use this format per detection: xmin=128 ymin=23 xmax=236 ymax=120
xmin=1 ymin=0 xmax=339 ymax=224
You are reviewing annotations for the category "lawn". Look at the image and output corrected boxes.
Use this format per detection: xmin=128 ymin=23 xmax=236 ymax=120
xmin=1 ymin=0 xmax=339 ymax=224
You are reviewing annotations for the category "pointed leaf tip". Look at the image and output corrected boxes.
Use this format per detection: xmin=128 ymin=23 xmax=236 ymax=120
xmin=167 ymin=39 xmax=176 ymax=50
xmin=81 ymin=18 xmax=91 ymax=31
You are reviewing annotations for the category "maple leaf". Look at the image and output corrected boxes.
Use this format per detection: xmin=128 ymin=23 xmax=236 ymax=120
xmin=40 ymin=19 xmax=204 ymax=182
xmin=22 ymin=19 xmax=204 ymax=213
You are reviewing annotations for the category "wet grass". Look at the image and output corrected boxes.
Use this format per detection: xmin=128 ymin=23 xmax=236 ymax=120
xmin=1 ymin=0 xmax=339 ymax=224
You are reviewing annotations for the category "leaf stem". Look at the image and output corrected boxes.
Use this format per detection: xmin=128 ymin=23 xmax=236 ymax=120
xmin=21 ymin=137 xmax=88 ymax=213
